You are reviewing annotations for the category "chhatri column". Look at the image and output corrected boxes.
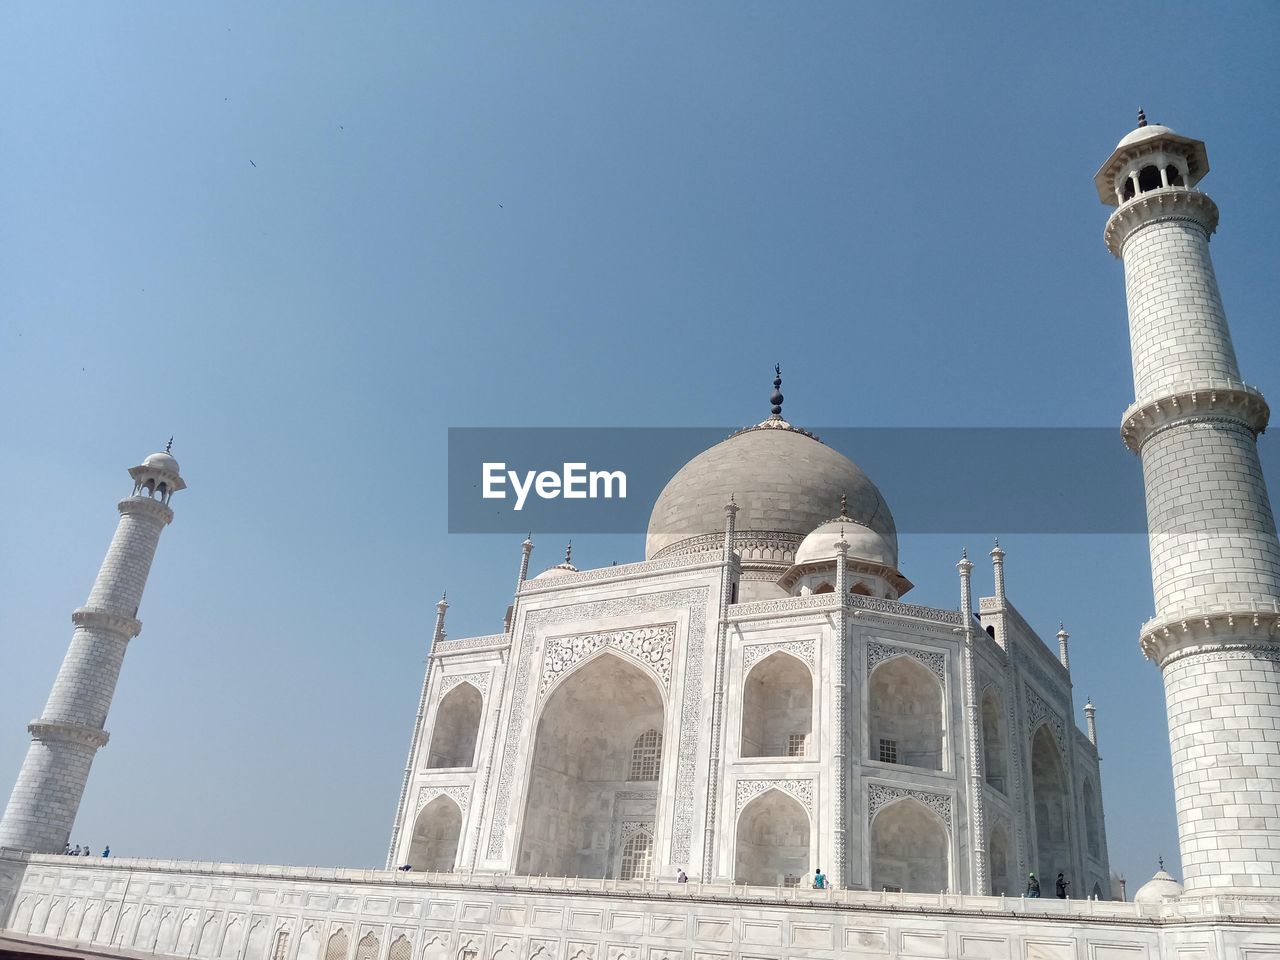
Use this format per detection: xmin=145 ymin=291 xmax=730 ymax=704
xmin=1099 ymin=112 xmax=1280 ymax=894
xmin=0 ymin=447 xmax=184 ymax=852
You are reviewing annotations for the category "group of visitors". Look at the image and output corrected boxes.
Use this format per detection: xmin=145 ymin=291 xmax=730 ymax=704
xmin=1025 ymin=872 xmax=1070 ymax=898
xmin=61 ymin=843 xmax=109 ymax=858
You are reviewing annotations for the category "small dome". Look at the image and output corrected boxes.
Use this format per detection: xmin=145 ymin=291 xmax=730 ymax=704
xmin=1116 ymin=123 xmax=1175 ymax=149
xmin=795 ymin=517 xmax=897 ymax=568
xmin=142 ymin=451 xmax=180 ymax=475
xmin=1133 ymin=866 xmax=1183 ymax=904
xmin=532 ymin=563 xmax=577 ymax=581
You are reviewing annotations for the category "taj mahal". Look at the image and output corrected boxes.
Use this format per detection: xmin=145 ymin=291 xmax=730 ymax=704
xmin=3 ymin=114 xmax=1280 ymax=959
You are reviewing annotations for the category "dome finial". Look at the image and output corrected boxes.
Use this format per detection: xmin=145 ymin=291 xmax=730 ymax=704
xmin=839 ymin=493 xmax=849 ymax=518
xmin=565 ymin=540 xmax=573 ymax=565
xmin=770 ymin=364 xmax=784 ymax=417
xmin=1158 ymin=855 xmax=1164 ymax=871
xmin=1137 ymin=107 xmax=1147 ymax=128
xmin=165 ymin=436 xmax=173 ymax=454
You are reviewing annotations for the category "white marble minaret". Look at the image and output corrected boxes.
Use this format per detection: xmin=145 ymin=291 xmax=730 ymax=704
xmin=0 ymin=447 xmax=184 ymax=853
xmin=1099 ymin=112 xmax=1280 ymax=894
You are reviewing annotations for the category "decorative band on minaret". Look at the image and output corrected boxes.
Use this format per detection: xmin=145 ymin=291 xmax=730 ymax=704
xmin=1098 ymin=115 xmax=1280 ymax=894
xmin=0 ymin=448 xmax=184 ymax=853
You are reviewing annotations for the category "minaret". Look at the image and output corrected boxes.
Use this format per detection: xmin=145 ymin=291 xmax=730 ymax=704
xmin=0 ymin=447 xmax=184 ymax=852
xmin=1099 ymin=112 xmax=1280 ymax=894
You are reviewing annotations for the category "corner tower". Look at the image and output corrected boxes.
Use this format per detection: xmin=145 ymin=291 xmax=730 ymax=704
xmin=1098 ymin=112 xmax=1280 ymax=894
xmin=0 ymin=447 xmax=184 ymax=852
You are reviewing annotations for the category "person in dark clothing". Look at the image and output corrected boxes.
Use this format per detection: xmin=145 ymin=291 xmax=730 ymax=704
xmin=1026 ymin=873 xmax=1040 ymax=898
xmin=1056 ymin=873 xmax=1069 ymax=899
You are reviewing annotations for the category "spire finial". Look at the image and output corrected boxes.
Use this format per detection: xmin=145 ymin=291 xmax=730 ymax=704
xmin=1137 ymin=107 xmax=1147 ymax=128
xmin=770 ymin=364 xmax=784 ymax=417
xmin=165 ymin=436 xmax=173 ymax=454
xmin=839 ymin=493 xmax=848 ymax=518
xmin=1158 ymin=856 xmax=1165 ymax=871
xmin=565 ymin=540 xmax=573 ymax=565
xmin=962 ymin=546 xmax=968 ymax=560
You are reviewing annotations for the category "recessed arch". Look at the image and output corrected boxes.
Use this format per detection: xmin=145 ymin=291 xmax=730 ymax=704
xmin=981 ymin=688 xmax=1007 ymax=792
xmin=869 ymin=655 xmax=944 ymax=770
xmin=517 ymin=650 xmax=665 ymax=878
xmin=1031 ymin=725 xmax=1072 ymax=882
xmin=354 ymin=932 xmax=378 ymax=960
xmin=1138 ymin=164 xmax=1162 ymax=192
xmin=12 ymin=897 xmax=33 ymax=935
xmin=813 ymin=582 xmax=834 ymax=595
xmin=619 ymin=829 xmax=655 ymax=880
xmin=871 ymin=797 xmax=949 ymax=893
xmin=741 ymin=650 xmax=813 ymax=758
xmin=734 ymin=788 xmax=811 ymax=885
xmin=1082 ymin=776 xmax=1102 ymax=859
xmin=324 ymin=929 xmax=349 ymax=960
xmin=407 ymin=794 xmax=463 ymax=871
xmin=988 ymin=821 xmax=1013 ymax=896
xmin=427 ymin=682 xmax=483 ymax=769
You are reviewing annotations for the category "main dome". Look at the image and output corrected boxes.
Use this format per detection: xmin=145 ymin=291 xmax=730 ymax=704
xmin=645 ymin=420 xmax=896 ymax=561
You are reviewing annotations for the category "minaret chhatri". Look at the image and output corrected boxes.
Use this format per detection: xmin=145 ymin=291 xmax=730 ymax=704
xmin=0 ymin=446 xmax=184 ymax=852
xmin=1099 ymin=111 xmax=1280 ymax=894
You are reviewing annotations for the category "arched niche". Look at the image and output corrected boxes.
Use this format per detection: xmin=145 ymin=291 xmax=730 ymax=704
xmin=871 ymin=798 xmax=949 ymax=893
xmin=407 ymin=794 xmax=463 ymax=871
xmin=517 ymin=651 xmax=665 ymax=879
xmin=981 ymin=689 xmax=1007 ymax=792
xmin=426 ymin=682 xmax=483 ymax=769
xmin=618 ymin=830 xmax=655 ymax=880
xmin=988 ymin=821 xmax=1013 ymax=896
xmin=1031 ymin=725 xmax=1072 ymax=882
xmin=734 ymin=789 xmax=811 ymax=886
xmin=1082 ymin=776 xmax=1102 ymax=859
xmin=324 ymin=929 xmax=349 ymax=960
xmin=740 ymin=651 xmax=813 ymax=758
xmin=869 ymin=656 xmax=944 ymax=770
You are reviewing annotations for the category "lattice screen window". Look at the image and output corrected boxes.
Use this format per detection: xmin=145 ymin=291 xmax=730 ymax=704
xmin=272 ymin=931 xmax=289 ymax=960
xmin=629 ymin=729 xmax=663 ymax=781
xmin=619 ymin=831 xmax=654 ymax=880
xmin=878 ymin=738 xmax=898 ymax=764
xmin=460 ymin=951 xmax=478 ymax=960
xmin=354 ymin=933 xmax=378 ymax=960
xmin=389 ymin=937 xmax=411 ymax=960
xmin=324 ymin=931 xmax=348 ymax=960
xmin=783 ymin=874 xmax=802 ymax=888
xmin=786 ymin=733 xmax=808 ymax=757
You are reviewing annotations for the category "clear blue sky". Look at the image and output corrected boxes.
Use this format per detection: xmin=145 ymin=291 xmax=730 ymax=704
xmin=2 ymin=3 xmax=1279 ymax=892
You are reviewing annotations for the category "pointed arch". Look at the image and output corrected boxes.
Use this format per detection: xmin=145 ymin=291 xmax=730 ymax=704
xmin=869 ymin=655 xmax=944 ymax=770
xmin=198 ymin=915 xmax=220 ymax=958
xmin=408 ymin=794 xmax=463 ymax=872
xmin=741 ymin=650 xmax=813 ymax=758
xmin=987 ymin=821 xmax=1013 ymax=896
xmin=12 ymin=897 xmax=34 ymax=935
xmin=1031 ymin=724 xmax=1072 ymax=881
xmin=629 ymin=728 xmax=663 ymax=781
xmin=619 ymin=830 xmax=655 ymax=880
xmin=95 ymin=903 xmax=118 ymax=945
xmin=871 ymin=797 xmax=949 ymax=893
xmin=389 ymin=934 xmax=411 ymax=960
xmin=244 ymin=919 xmax=269 ymax=960
xmin=324 ymin=929 xmax=349 ymax=960
xmin=62 ymin=899 xmax=82 ymax=940
xmin=1082 ymin=775 xmax=1102 ymax=859
xmin=813 ymin=582 xmax=834 ymax=595
xmin=219 ymin=915 xmax=243 ymax=959
xmin=132 ymin=906 xmax=158 ymax=949
xmin=296 ymin=926 xmax=321 ymax=960
xmin=45 ymin=898 xmax=67 ymax=937
xmin=427 ymin=682 xmax=483 ymax=769
xmin=175 ymin=913 xmax=198 ymax=954
xmin=78 ymin=900 xmax=100 ymax=942
xmin=734 ymin=788 xmax=811 ymax=885
xmin=30 ymin=898 xmax=50 ymax=936
xmin=517 ymin=650 xmax=665 ymax=878
xmin=981 ymin=688 xmax=1007 ymax=792
xmin=354 ymin=931 xmax=378 ymax=960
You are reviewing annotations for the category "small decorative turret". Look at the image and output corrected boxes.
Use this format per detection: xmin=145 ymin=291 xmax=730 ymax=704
xmin=1057 ymin=623 xmax=1071 ymax=672
xmin=433 ymin=593 xmax=448 ymax=645
xmin=1084 ymin=698 xmax=1098 ymax=748
xmin=990 ymin=539 xmax=1006 ymax=605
